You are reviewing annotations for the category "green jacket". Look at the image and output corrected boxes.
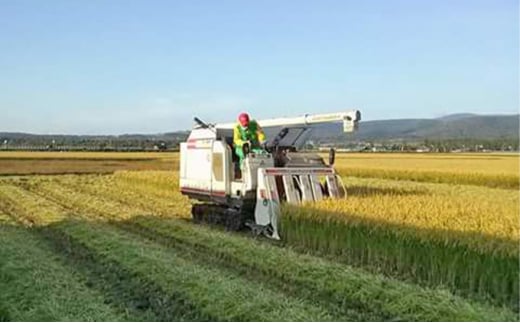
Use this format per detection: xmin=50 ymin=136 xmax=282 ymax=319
xmin=233 ymin=120 xmax=266 ymax=147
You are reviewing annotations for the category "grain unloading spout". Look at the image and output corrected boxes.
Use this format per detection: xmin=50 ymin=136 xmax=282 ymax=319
xmin=253 ymin=167 xmax=346 ymax=240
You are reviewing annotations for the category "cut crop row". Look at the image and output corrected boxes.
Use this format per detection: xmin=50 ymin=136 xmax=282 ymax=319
xmin=17 ymin=177 xmax=145 ymax=221
xmin=51 ymin=174 xmax=190 ymax=218
xmin=2 ymin=182 xmax=341 ymax=321
xmin=0 ymin=225 xmax=127 ymax=321
xmin=0 ymin=182 xmax=70 ymax=226
xmin=41 ymin=220 xmax=337 ymax=321
xmin=0 ymin=186 xmax=191 ymax=321
xmin=115 ymin=215 xmax=518 ymax=322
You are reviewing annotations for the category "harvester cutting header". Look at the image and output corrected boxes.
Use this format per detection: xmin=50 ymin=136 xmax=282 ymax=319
xmin=179 ymin=109 xmax=361 ymax=239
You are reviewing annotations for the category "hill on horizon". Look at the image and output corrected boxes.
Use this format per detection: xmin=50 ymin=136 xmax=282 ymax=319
xmin=312 ymin=113 xmax=519 ymax=141
xmin=1 ymin=113 xmax=518 ymax=147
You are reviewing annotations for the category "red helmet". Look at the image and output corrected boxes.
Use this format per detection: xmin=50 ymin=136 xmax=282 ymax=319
xmin=238 ymin=112 xmax=250 ymax=127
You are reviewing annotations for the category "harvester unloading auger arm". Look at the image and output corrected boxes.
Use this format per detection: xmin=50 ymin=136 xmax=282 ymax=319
xmin=179 ymin=109 xmax=361 ymax=240
xmin=215 ymin=110 xmax=361 ymax=132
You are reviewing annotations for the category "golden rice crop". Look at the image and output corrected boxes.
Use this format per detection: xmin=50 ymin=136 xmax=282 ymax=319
xmin=282 ymin=176 xmax=519 ymax=308
xmin=333 ymin=153 xmax=520 ymax=189
xmin=317 ymin=177 xmax=518 ymax=255
xmin=334 ymin=153 xmax=519 ymax=175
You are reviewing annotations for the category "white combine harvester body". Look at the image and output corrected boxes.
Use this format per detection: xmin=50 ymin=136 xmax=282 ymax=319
xmin=179 ymin=110 xmax=361 ymax=239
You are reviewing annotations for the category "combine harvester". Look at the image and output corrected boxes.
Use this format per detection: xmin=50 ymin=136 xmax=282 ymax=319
xmin=179 ymin=110 xmax=361 ymax=239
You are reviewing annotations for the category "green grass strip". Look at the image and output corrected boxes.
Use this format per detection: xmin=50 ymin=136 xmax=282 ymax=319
xmin=123 ymin=215 xmax=518 ymax=322
xmin=45 ymin=219 xmax=336 ymax=321
xmin=118 ymin=219 xmax=373 ymax=320
xmin=0 ymin=225 xmax=126 ymax=321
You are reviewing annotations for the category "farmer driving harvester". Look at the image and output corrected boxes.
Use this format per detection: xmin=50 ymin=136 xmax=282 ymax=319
xmin=233 ymin=112 xmax=266 ymax=169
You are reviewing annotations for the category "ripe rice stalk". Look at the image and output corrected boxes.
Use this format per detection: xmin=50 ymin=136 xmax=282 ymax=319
xmin=335 ymin=167 xmax=519 ymax=190
xmin=281 ymin=176 xmax=520 ymax=309
xmin=333 ymin=153 xmax=519 ymax=189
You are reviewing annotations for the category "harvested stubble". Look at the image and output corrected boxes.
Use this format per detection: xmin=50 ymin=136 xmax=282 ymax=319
xmin=0 ymin=151 xmax=178 ymax=175
xmin=0 ymin=182 xmax=69 ymax=226
xmin=282 ymin=177 xmax=519 ymax=309
xmin=0 ymin=151 xmax=177 ymax=159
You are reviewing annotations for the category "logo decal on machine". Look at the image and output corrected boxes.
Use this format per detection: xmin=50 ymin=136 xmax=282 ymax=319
xmin=187 ymin=138 xmax=213 ymax=149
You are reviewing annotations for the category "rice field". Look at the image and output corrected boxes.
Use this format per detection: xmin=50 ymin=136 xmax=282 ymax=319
xmin=333 ymin=153 xmax=519 ymax=189
xmin=0 ymin=151 xmax=518 ymax=321
xmin=0 ymin=151 xmax=176 ymax=175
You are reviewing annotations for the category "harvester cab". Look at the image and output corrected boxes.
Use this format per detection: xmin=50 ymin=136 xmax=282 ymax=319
xmin=179 ymin=110 xmax=361 ymax=239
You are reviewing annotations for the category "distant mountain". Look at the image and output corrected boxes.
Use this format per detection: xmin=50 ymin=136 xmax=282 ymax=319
xmin=436 ymin=113 xmax=478 ymax=121
xmin=0 ymin=131 xmax=189 ymax=141
xmin=1 ymin=114 xmax=518 ymax=148
xmin=0 ymin=131 xmax=190 ymax=150
xmin=312 ymin=113 xmax=519 ymax=141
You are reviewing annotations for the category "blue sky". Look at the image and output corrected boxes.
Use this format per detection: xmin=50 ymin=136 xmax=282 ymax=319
xmin=0 ymin=0 xmax=518 ymax=134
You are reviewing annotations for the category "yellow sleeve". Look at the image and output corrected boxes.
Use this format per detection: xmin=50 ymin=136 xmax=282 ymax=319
xmin=233 ymin=124 xmax=244 ymax=147
xmin=256 ymin=123 xmax=266 ymax=143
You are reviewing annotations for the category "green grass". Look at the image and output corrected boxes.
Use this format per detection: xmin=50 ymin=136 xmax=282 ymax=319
xmin=43 ymin=220 xmax=336 ymax=321
xmin=1 ymin=184 xmax=336 ymax=321
xmin=0 ymin=225 xmax=126 ymax=321
xmin=118 ymin=215 xmax=517 ymax=322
